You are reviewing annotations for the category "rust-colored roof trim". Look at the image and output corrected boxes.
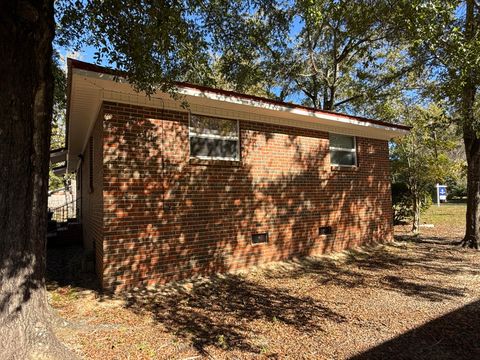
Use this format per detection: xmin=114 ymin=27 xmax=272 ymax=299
xmin=68 ymin=58 xmax=411 ymax=131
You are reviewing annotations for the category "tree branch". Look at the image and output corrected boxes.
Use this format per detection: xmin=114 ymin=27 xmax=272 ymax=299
xmin=334 ymin=60 xmax=424 ymax=108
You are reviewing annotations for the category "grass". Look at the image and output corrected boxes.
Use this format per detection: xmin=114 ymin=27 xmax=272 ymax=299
xmin=421 ymin=202 xmax=466 ymax=227
xmin=395 ymin=201 xmax=467 ymax=241
xmin=48 ymin=203 xmax=480 ymax=359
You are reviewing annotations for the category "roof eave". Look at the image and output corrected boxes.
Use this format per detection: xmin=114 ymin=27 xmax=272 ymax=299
xmin=67 ymin=58 xmax=411 ymax=133
xmin=66 ymin=59 xmax=410 ymax=172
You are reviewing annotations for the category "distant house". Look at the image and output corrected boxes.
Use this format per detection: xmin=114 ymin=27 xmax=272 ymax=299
xmin=65 ymin=59 xmax=409 ymax=291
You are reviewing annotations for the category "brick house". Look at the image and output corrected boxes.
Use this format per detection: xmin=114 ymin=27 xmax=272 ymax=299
xmin=66 ymin=59 xmax=409 ymax=291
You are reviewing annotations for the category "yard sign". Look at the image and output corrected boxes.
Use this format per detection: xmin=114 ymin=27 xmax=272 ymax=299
xmin=436 ymin=184 xmax=447 ymax=206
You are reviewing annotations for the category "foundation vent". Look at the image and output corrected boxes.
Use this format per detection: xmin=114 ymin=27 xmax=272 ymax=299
xmin=251 ymin=232 xmax=268 ymax=245
xmin=319 ymin=226 xmax=333 ymax=235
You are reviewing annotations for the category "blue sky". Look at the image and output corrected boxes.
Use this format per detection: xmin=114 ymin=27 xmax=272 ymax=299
xmin=58 ymin=45 xmax=101 ymax=69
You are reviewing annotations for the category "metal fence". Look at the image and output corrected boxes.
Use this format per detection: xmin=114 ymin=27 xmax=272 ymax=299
xmin=49 ymin=198 xmax=79 ymax=223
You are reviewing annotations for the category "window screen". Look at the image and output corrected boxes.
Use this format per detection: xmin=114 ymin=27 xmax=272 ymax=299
xmin=329 ymin=134 xmax=357 ymax=166
xmin=189 ymin=115 xmax=239 ymax=160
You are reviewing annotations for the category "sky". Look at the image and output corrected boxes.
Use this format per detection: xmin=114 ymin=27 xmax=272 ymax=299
xmin=58 ymin=46 xmax=98 ymax=71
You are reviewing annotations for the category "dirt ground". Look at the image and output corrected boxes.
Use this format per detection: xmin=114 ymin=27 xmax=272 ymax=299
xmin=48 ymin=204 xmax=480 ymax=359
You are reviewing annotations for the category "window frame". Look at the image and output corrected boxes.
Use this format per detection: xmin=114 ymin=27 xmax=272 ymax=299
xmin=188 ymin=113 xmax=241 ymax=161
xmin=329 ymin=133 xmax=358 ymax=168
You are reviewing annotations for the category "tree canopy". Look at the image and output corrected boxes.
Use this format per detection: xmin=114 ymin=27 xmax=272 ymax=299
xmin=55 ymin=1 xmax=420 ymax=113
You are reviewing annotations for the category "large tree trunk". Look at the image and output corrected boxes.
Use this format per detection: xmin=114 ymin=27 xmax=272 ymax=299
xmin=459 ymin=0 xmax=479 ymax=249
xmin=461 ymin=125 xmax=480 ymax=249
xmin=0 ymin=1 xmax=75 ymax=358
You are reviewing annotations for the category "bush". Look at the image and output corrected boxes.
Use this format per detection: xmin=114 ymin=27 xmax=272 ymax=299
xmin=446 ymin=180 xmax=467 ymax=199
xmin=392 ymin=182 xmax=432 ymax=225
xmin=392 ymin=182 xmax=412 ymax=225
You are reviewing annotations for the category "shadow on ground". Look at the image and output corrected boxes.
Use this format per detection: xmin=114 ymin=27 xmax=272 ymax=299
xmin=350 ymin=299 xmax=480 ymax=360
xmin=395 ymin=233 xmax=460 ymax=246
xmin=46 ymin=240 xmax=479 ymax=356
xmin=122 ymin=274 xmax=346 ymax=354
xmin=261 ymin=241 xmax=474 ymax=302
xmin=118 ymin=241 xmax=474 ymax=354
xmin=46 ymin=245 xmax=99 ymax=291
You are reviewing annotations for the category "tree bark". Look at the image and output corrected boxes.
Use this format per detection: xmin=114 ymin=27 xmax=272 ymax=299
xmin=411 ymin=194 xmax=420 ymax=235
xmin=459 ymin=0 xmax=480 ymax=249
xmin=0 ymin=1 xmax=76 ymax=358
xmin=461 ymin=122 xmax=480 ymax=249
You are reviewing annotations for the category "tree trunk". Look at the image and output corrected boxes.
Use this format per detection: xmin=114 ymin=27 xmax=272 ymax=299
xmin=461 ymin=125 xmax=480 ymax=249
xmin=411 ymin=193 xmax=420 ymax=235
xmin=0 ymin=1 xmax=76 ymax=358
xmin=324 ymin=85 xmax=336 ymax=111
xmin=459 ymin=0 xmax=479 ymax=249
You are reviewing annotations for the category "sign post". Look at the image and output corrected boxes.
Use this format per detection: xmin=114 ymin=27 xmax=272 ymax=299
xmin=436 ymin=184 xmax=447 ymax=206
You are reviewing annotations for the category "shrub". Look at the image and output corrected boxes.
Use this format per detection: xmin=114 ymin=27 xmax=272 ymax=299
xmin=392 ymin=182 xmax=432 ymax=225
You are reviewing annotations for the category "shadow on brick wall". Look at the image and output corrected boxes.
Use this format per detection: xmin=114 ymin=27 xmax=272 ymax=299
xmin=100 ymin=103 xmax=392 ymax=289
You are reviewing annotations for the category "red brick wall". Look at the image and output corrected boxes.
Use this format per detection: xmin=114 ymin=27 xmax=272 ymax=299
xmin=79 ymin=108 xmax=104 ymax=281
xmin=101 ymin=101 xmax=393 ymax=291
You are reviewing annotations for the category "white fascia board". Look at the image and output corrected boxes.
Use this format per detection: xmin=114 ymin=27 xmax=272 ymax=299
xmin=75 ymin=68 xmax=407 ymax=136
xmin=176 ymin=87 xmax=409 ymax=138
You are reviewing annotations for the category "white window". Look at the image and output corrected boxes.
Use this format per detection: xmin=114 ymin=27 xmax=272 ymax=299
xmin=329 ymin=133 xmax=357 ymax=166
xmin=189 ymin=114 xmax=240 ymax=161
